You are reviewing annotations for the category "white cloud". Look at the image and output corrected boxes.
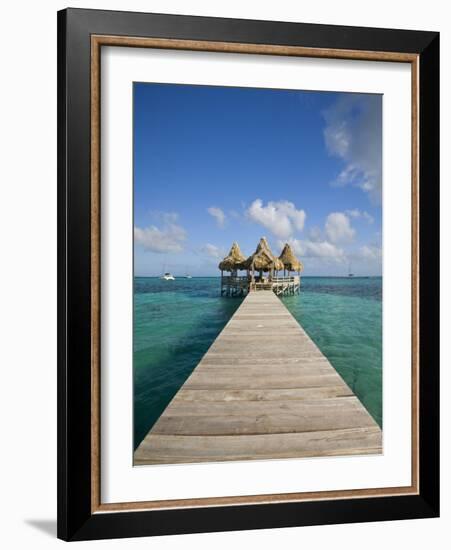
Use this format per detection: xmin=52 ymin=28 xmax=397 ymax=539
xmin=207 ymin=206 xmax=226 ymax=228
xmin=278 ymin=238 xmax=345 ymax=263
xmin=201 ymin=243 xmax=224 ymax=259
xmin=358 ymin=244 xmax=382 ymax=261
xmin=323 ymin=95 xmax=382 ymax=202
xmin=346 ymin=209 xmax=374 ymax=224
xmin=325 ymin=212 xmax=355 ymax=244
xmin=160 ymin=212 xmax=179 ymax=224
xmin=346 ymin=208 xmax=360 ymax=218
xmin=246 ymin=199 xmax=306 ymax=239
xmin=134 ymin=213 xmax=186 ymax=253
xmin=308 ymin=225 xmax=323 ymax=242
xmin=362 ymin=212 xmax=375 ymax=224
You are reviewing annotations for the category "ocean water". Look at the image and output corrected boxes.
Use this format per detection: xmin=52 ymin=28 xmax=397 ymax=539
xmin=134 ymin=276 xmax=382 ymax=449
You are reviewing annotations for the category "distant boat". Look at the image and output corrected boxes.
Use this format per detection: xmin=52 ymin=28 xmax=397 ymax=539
xmin=185 ymin=275 xmax=192 ymax=279
xmin=348 ymin=262 xmax=354 ymax=277
xmin=161 ymin=272 xmax=175 ymax=281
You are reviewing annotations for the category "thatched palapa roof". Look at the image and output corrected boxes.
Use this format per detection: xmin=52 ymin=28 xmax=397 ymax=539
xmin=279 ymin=243 xmax=303 ymax=272
xmin=243 ymin=237 xmax=284 ymax=271
xmin=218 ymin=242 xmax=246 ymax=272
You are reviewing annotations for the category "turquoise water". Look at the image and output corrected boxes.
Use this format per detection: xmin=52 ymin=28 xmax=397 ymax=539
xmin=134 ymin=277 xmax=382 ymax=449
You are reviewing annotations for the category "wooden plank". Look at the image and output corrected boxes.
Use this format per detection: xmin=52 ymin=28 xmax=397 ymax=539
xmin=134 ymin=290 xmax=382 ymax=465
xmin=175 ymin=387 xmax=354 ymax=402
xmin=134 ymin=427 xmax=382 ymax=464
xmin=152 ymin=405 xmax=375 ymax=436
xmin=196 ymin=365 xmax=337 ymax=376
xmin=184 ymin=373 xmax=345 ymax=390
xmin=199 ymin=356 xmax=326 ymax=365
xmin=210 ymin=354 xmax=321 ymax=361
xmin=163 ymin=396 xmax=364 ymax=417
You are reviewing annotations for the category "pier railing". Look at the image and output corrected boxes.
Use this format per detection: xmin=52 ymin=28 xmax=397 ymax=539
xmin=271 ymin=276 xmax=299 ymax=283
xmin=221 ymin=274 xmax=300 ymax=296
xmin=221 ymin=275 xmax=300 ymax=283
xmin=250 ymin=282 xmax=273 ymax=291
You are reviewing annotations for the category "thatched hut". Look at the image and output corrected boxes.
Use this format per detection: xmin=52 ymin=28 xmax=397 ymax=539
xmin=260 ymin=238 xmax=284 ymax=271
xmin=279 ymin=243 xmax=303 ymax=274
xmin=243 ymin=237 xmax=284 ymax=279
xmin=219 ymin=238 xmax=303 ymax=296
xmin=218 ymin=242 xmax=246 ymax=273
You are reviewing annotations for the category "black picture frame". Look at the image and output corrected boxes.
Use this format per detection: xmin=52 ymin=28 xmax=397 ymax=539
xmin=57 ymin=7 xmax=439 ymax=541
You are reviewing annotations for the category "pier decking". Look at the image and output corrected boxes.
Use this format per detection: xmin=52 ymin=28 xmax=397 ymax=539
xmin=135 ymin=291 xmax=382 ymax=465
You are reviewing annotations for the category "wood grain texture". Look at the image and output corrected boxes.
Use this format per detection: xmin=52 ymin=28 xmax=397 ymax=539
xmin=134 ymin=291 xmax=382 ymax=464
xmin=90 ymin=35 xmax=101 ymax=513
xmin=135 ymin=428 xmax=382 ymax=465
xmin=91 ymin=35 xmax=418 ymax=63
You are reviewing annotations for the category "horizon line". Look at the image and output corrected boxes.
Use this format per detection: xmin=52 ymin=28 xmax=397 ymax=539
xmin=134 ymin=274 xmax=383 ymax=278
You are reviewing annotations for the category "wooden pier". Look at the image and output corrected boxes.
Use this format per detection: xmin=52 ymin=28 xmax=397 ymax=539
xmin=135 ymin=291 xmax=382 ymax=465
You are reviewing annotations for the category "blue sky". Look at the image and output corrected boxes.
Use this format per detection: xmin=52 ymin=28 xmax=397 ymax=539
xmin=134 ymin=83 xmax=382 ymax=276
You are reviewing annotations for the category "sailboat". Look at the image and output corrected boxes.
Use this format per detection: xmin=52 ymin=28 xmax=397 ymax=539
xmin=348 ymin=261 xmax=354 ymax=277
